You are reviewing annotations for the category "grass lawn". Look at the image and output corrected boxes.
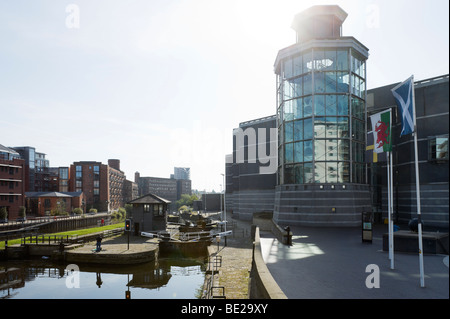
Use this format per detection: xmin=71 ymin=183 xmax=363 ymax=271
xmin=0 ymin=222 xmax=125 ymax=249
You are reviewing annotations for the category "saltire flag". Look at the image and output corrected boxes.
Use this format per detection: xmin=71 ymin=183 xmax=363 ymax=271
xmin=370 ymin=109 xmax=392 ymax=153
xmin=391 ymin=76 xmax=415 ymax=136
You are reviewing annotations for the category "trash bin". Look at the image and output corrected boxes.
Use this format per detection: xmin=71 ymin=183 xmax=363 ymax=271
xmin=362 ymin=212 xmax=373 ymax=243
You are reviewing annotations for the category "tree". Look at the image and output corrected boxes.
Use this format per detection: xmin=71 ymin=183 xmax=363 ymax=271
xmin=176 ymin=194 xmax=199 ymax=210
xmin=0 ymin=207 xmax=7 ymax=220
xmin=18 ymin=206 xmax=26 ymax=218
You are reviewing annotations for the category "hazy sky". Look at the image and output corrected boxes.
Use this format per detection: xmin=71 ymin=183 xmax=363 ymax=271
xmin=1 ymin=0 xmax=448 ymax=192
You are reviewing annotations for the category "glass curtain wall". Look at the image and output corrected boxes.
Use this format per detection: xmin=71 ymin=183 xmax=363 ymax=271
xmin=277 ymin=48 xmax=366 ymax=184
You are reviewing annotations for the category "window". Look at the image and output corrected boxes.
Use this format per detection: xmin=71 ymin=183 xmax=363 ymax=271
xmin=429 ymin=136 xmax=449 ymax=161
xmin=284 ymin=122 xmax=294 ymax=143
xmin=285 ymin=143 xmax=294 ymax=163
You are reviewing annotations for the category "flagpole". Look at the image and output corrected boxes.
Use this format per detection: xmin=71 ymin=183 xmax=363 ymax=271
xmin=389 ymin=146 xmax=394 ymax=269
xmin=387 ymin=151 xmax=393 ymax=268
xmin=411 ymin=75 xmax=425 ymax=287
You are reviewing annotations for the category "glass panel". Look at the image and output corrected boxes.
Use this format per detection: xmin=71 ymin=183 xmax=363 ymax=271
xmin=293 ymin=55 xmax=302 ymax=77
xmin=359 ymin=77 xmax=365 ymax=98
xmin=294 ymin=141 xmax=303 ymax=162
xmin=304 ymin=162 xmax=314 ymax=183
xmin=303 ymin=118 xmax=313 ymax=139
xmin=304 ymin=140 xmax=313 ymax=161
xmin=352 ymin=75 xmax=359 ymax=96
xmin=314 ymin=72 xmax=325 ymax=93
xmin=327 ymin=162 xmax=338 ymax=183
xmin=284 ymin=100 xmax=294 ymax=121
xmin=313 ymin=50 xmax=325 ymax=70
xmin=338 ymin=139 xmax=350 ymax=160
xmin=326 ymin=117 xmax=337 ymax=138
xmin=325 ymin=50 xmax=337 ymax=71
xmin=327 ymin=139 xmax=338 ymax=161
xmin=303 ymin=51 xmax=312 ymax=72
xmin=293 ymin=76 xmax=302 ymax=98
xmin=294 ymin=98 xmax=303 ymax=119
xmin=294 ymin=120 xmax=303 ymax=141
xmin=337 ymin=95 xmax=349 ymax=115
xmin=314 ymin=95 xmax=325 ymax=116
xmin=303 ymin=96 xmax=313 ymax=117
xmin=326 ymin=95 xmax=337 ymax=115
xmin=338 ymin=162 xmax=350 ymax=182
xmin=436 ymin=137 xmax=449 ymax=159
xmin=284 ymin=58 xmax=293 ymax=79
xmin=278 ymin=127 xmax=283 ymax=148
xmin=278 ymin=82 xmax=283 ymax=106
xmin=303 ymin=73 xmax=312 ymax=95
xmin=337 ymin=72 xmax=350 ymax=93
xmin=351 ymin=97 xmax=364 ymax=120
xmin=314 ymin=139 xmax=326 ymax=161
xmin=336 ymin=49 xmax=348 ymax=70
xmin=314 ymin=117 xmax=326 ymax=138
xmin=285 ymin=143 xmax=293 ymax=163
xmin=277 ymin=106 xmax=283 ymax=123
xmin=284 ymin=79 xmax=293 ymax=100
xmin=285 ymin=121 xmax=294 ymax=142
xmin=352 ymin=163 xmax=363 ymax=183
xmin=352 ymin=119 xmax=364 ymax=141
xmin=325 ymin=72 xmax=336 ymax=93
xmin=337 ymin=118 xmax=349 ymax=138
xmin=294 ymin=164 xmax=303 ymax=184
xmin=278 ymin=146 xmax=283 ymax=167
xmin=314 ymin=162 xmax=326 ymax=183
xmin=352 ymin=141 xmax=364 ymax=162
xmin=284 ymin=165 xmax=295 ymax=184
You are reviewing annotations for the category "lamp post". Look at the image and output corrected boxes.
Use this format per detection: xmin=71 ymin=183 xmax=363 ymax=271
xmin=221 ymin=173 xmax=227 ymax=246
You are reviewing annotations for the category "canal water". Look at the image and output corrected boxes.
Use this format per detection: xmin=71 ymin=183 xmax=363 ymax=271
xmin=0 ymin=257 xmax=206 ymax=299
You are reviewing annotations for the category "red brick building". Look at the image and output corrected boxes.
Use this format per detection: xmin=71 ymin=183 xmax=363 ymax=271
xmin=25 ymin=191 xmax=86 ymax=216
xmin=0 ymin=145 xmax=26 ymax=220
xmin=69 ymin=160 xmax=125 ymax=212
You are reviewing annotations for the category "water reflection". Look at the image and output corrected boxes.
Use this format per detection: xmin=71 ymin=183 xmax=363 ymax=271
xmin=0 ymin=258 xmax=205 ymax=299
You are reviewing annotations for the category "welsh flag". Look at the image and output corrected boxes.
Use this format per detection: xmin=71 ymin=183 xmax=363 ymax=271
xmin=370 ymin=109 xmax=392 ymax=153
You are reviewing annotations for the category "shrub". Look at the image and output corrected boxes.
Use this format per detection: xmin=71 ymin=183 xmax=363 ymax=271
xmin=73 ymin=208 xmax=83 ymax=215
xmin=89 ymin=208 xmax=98 ymax=214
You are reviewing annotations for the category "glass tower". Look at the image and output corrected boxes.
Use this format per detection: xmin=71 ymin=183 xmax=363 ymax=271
xmin=273 ymin=5 xmax=371 ymax=226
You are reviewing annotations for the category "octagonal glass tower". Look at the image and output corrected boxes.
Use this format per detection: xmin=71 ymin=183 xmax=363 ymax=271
xmin=273 ymin=5 xmax=371 ymax=226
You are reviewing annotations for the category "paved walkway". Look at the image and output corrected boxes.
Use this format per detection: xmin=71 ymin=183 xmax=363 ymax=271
xmin=205 ymin=217 xmax=253 ymax=299
xmin=260 ymin=225 xmax=449 ymax=299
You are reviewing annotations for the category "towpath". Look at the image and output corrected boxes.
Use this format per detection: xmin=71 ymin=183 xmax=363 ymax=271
xmin=205 ymin=216 xmax=253 ymax=299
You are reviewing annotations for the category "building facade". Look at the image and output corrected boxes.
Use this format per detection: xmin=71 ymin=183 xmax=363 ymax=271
xmin=12 ymin=146 xmax=50 ymax=192
xmin=174 ymin=167 xmax=190 ymax=180
xmin=25 ymin=191 xmax=85 ymax=216
xmin=0 ymin=145 xmax=25 ymax=220
xmin=128 ymin=193 xmax=170 ymax=232
xmin=135 ymin=168 xmax=192 ymax=211
xmin=226 ymin=115 xmax=277 ymax=220
xmin=367 ymin=75 xmax=449 ymax=229
xmin=124 ymin=179 xmax=139 ymax=204
xmin=69 ymin=160 xmax=125 ymax=212
xmin=273 ymin=5 xmax=371 ymax=226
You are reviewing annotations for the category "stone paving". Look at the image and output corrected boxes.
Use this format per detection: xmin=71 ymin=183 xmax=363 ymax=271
xmin=259 ymin=225 xmax=449 ymax=299
xmin=205 ymin=217 xmax=253 ymax=299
